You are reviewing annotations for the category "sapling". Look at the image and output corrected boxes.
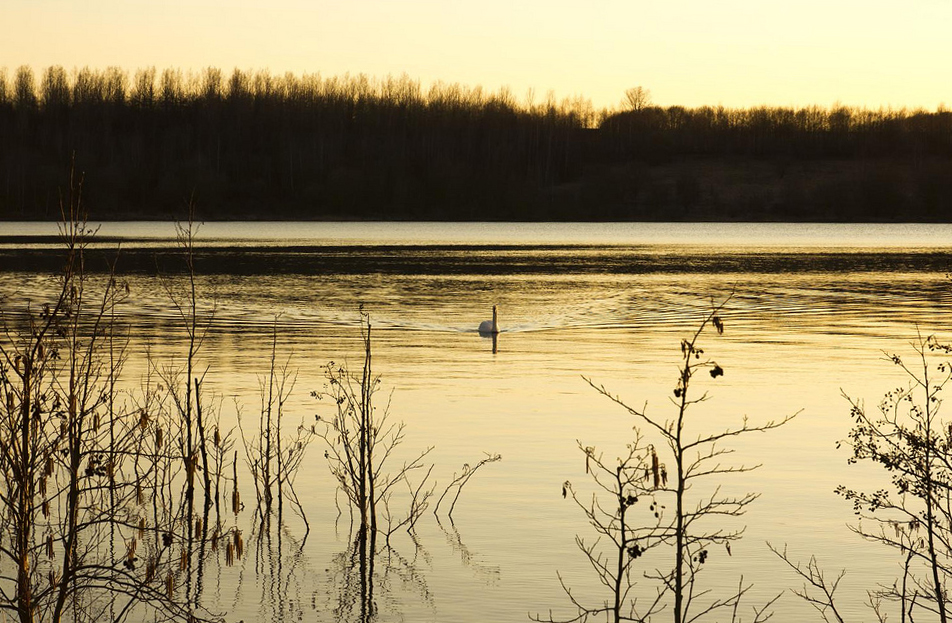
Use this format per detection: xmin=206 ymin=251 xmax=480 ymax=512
xmin=833 ymin=331 xmax=952 ymax=622
xmin=314 ymin=313 xmax=434 ymax=542
xmin=0 ymin=176 xmax=217 ymax=623
xmin=539 ymin=297 xmax=792 ymax=623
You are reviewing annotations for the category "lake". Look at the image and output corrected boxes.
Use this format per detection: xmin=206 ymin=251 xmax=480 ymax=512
xmin=2 ymin=221 xmax=952 ymax=622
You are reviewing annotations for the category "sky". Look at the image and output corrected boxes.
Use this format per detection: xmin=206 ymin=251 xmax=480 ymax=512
xmin=3 ymin=0 xmax=950 ymax=110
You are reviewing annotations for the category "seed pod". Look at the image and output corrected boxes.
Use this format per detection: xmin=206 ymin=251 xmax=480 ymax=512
xmin=166 ymin=572 xmax=175 ymax=598
xmin=179 ymin=548 xmax=188 ymax=572
xmin=155 ymin=427 xmax=163 ymax=449
xmin=232 ymin=489 xmax=240 ymax=516
xmin=138 ymin=517 xmax=146 ymax=539
xmin=39 ymin=476 xmax=47 ymax=497
xmin=42 ymin=500 xmax=50 ymax=518
xmin=145 ymin=559 xmax=155 ymax=582
xmin=46 ymin=534 xmax=54 ymax=559
xmin=226 ymin=541 xmax=234 ymax=567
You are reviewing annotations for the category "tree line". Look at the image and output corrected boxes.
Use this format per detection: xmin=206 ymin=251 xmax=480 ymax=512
xmin=2 ymin=65 xmax=951 ymax=221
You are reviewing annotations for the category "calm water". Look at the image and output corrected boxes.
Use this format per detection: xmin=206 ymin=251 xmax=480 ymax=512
xmin=3 ymin=221 xmax=952 ymax=622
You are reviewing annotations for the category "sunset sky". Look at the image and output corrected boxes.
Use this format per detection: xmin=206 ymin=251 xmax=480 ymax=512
xmin=4 ymin=0 xmax=950 ymax=110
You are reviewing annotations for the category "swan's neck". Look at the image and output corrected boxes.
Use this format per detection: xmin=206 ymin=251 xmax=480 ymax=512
xmin=492 ymin=307 xmax=498 ymax=332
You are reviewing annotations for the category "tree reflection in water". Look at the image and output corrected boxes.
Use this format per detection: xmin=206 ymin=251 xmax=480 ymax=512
xmin=323 ymin=527 xmax=434 ymax=623
xmin=222 ymin=521 xmax=311 ymax=623
xmin=437 ymin=516 xmax=502 ymax=586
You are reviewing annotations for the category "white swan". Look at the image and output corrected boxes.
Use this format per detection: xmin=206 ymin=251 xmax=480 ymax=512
xmin=478 ymin=305 xmax=499 ymax=335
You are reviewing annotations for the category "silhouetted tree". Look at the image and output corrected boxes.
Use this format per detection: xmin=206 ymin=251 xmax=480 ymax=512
xmin=539 ymin=298 xmax=793 ymax=623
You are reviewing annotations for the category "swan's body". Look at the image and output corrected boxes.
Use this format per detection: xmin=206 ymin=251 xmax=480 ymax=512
xmin=478 ymin=305 xmax=499 ymax=335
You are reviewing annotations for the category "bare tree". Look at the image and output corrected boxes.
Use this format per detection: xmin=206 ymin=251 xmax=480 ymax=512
xmin=315 ymin=313 xmax=434 ymax=543
xmin=0 ymin=175 xmax=216 ymax=623
xmin=313 ymin=313 xmax=434 ymax=621
xmin=532 ymin=438 xmax=664 ymax=623
xmin=540 ymin=297 xmax=792 ymax=623
xmin=835 ymin=331 xmax=952 ymax=623
xmin=238 ymin=319 xmax=315 ymax=533
xmin=623 ymin=86 xmax=651 ymax=111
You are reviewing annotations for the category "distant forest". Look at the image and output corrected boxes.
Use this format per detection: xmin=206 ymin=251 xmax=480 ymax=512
xmin=2 ymin=65 xmax=952 ymax=221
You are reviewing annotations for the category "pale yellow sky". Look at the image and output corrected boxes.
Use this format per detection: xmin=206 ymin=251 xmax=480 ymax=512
xmin=3 ymin=0 xmax=950 ymax=110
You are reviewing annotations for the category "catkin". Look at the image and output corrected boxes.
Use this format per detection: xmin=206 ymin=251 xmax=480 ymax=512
xmin=651 ymin=449 xmax=660 ymax=489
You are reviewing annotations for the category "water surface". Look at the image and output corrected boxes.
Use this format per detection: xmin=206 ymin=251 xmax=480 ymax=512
xmin=2 ymin=221 xmax=951 ymax=622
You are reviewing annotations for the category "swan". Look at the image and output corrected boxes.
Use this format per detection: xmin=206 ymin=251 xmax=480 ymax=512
xmin=478 ymin=305 xmax=499 ymax=335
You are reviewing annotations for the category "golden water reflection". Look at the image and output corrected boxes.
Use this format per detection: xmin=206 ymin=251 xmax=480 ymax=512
xmin=2 ymin=223 xmax=951 ymax=622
